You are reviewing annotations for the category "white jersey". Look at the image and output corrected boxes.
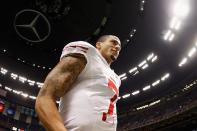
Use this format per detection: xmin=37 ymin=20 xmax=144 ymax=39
xmin=59 ymin=41 xmax=121 ymax=131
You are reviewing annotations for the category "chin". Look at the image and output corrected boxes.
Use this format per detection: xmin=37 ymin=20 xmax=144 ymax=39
xmin=110 ymin=55 xmax=117 ymax=61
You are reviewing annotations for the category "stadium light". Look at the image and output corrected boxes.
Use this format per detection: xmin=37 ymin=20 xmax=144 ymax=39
xmin=12 ymin=90 xmax=21 ymax=95
xmin=5 ymin=86 xmax=12 ymax=91
xmin=19 ymin=76 xmax=27 ymax=83
xmin=12 ymin=127 xmax=17 ymax=131
xmin=129 ymin=67 xmax=138 ymax=73
xmin=179 ymin=57 xmax=188 ymax=67
xmin=122 ymin=94 xmax=130 ymax=99
xmin=149 ymin=100 xmax=161 ymax=106
xmin=173 ymin=0 xmax=190 ymax=18
xmin=169 ymin=33 xmax=175 ymax=41
xmin=138 ymin=60 xmax=147 ymax=67
xmin=27 ymin=80 xmax=35 ymax=86
xmin=29 ymin=95 xmax=36 ymax=100
xmin=164 ymin=30 xmax=172 ymax=40
xmin=151 ymin=56 xmax=158 ymax=62
xmin=119 ymin=73 xmax=126 ymax=78
xmin=161 ymin=73 xmax=170 ymax=81
xmin=152 ymin=80 xmax=160 ymax=87
xmin=0 ymin=68 xmax=8 ymax=75
xmin=121 ymin=76 xmax=127 ymax=81
xmin=136 ymin=105 xmax=148 ymax=110
xmin=21 ymin=92 xmax=28 ymax=98
xmin=142 ymin=64 xmax=149 ymax=70
xmin=188 ymin=47 xmax=196 ymax=57
xmin=133 ymin=71 xmax=139 ymax=76
xmin=11 ymin=73 xmax=18 ymax=80
xmin=170 ymin=17 xmax=181 ymax=30
xmin=37 ymin=82 xmax=44 ymax=88
xmin=175 ymin=21 xmax=181 ymax=30
xmin=143 ymin=85 xmax=151 ymax=91
xmin=170 ymin=17 xmax=177 ymax=28
xmin=132 ymin=90 xmax=140 ymax=95
xmin=147 ymin=53 xmax=154 ymax=61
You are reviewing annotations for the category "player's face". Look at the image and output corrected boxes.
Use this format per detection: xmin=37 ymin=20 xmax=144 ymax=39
xmin=97 ymin=36 xmax=121 ymax=64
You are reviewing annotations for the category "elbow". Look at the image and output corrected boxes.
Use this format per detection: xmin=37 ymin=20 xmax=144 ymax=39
xmin=35 ymin=87 xmax=48 ymax=113
xmin=35 ymin=90 xmax=55 ymax=114
xmin=35 ymin=93 xmax=45 ymax=115
xmin=35 ymin=96 xmax=41 ymax=114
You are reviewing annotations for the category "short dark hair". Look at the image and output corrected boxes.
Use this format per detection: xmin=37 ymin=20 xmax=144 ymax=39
xmin=97 ymin=35 xmax=112 ymax=43
xmin=96 ymin=35 xmax=121 ymax=46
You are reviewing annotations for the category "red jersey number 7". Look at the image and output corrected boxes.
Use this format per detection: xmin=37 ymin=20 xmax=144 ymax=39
xmin=102 ymin=79 xmax=119 ymax=123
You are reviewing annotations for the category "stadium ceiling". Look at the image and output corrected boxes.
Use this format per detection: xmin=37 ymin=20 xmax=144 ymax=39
xmin=0 ymin=0 xmax=197 ymax=108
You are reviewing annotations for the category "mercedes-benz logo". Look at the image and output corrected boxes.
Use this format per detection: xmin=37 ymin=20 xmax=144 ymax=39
xmin=14 ymin=9 xmax=51 ymax=43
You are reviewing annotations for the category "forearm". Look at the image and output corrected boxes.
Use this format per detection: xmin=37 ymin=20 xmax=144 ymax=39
xmin=35 ymin=96 xmax=67 ymax=131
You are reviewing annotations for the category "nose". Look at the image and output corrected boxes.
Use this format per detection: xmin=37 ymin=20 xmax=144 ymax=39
xmin=114 ymin=45 xmax=121 ymax=52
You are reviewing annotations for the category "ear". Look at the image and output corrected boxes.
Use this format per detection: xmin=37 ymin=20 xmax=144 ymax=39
xmin=96 ymin=42 xmax=102 ymax=49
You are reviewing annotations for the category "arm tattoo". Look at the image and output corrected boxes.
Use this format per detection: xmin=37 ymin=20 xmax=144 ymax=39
xmin=38 ymin=53 xmax=87 ymax=98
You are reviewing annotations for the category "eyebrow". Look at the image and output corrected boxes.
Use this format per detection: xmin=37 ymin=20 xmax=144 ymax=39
xmin=111 ymin=39 xmax=121 ymax=47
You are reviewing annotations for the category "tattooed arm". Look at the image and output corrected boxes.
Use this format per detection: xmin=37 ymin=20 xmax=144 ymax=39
xmin=35 ymin=53 xmax=87 ymax=131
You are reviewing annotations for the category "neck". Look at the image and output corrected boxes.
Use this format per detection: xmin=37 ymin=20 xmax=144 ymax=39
xmin=98 ymin=51 xmax=112 ymax=65
xmin=96 ymin=48 xmax=112 ymax=65
xmin=105 ymin=58 xmax=112 ymax=65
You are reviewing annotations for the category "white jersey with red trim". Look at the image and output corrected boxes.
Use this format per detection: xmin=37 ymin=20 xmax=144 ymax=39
xmin=59 ymin=41 xmax=121 ymax=131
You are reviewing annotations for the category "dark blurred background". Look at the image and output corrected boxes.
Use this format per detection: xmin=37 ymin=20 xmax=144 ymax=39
xmin=0 ymin=0 xmax=197 ymax=130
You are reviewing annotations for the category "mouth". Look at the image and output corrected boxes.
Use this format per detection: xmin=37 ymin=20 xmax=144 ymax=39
xmin=110 ymin=49 xmax=118 ymax=61
xmin=110 ymin=55 xmax=116 ymax=61
xmin=111 ymin=49 xmax=118 ymax=55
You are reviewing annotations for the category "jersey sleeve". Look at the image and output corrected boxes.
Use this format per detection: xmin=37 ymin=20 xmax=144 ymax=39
xmin=60 ymin=41 xmax=92 ymax=61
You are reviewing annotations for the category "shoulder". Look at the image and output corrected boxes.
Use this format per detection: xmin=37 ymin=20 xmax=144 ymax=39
xmin=63 ymin=41 xmax=95 ymax=51
xmin=61 ymin=41 xmax=97 ymax=61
